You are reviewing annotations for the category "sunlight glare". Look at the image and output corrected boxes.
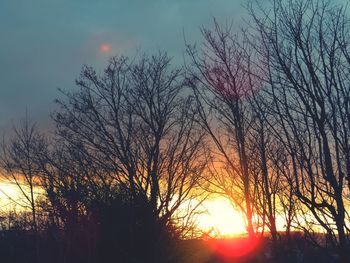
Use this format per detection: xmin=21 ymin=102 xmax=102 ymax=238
xmin=198 ymin=197 xmax=246 ymax=237
xmin=0 ymin=181 xmax=42 ymax=211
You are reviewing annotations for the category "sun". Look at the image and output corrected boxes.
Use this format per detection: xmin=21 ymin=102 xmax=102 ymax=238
xmin=0 ymin=180 xmax=43 ymax=211
xmin=0 ymin=181 xmax=24 ymax=208
xmin=197 ymin=197 xmax=246 ymax=237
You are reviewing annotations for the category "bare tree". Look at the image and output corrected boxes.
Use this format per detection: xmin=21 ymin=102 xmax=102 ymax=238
xmin=0 ymin=116 xmax=46 ymax=232
xmin=249 ymin=0 xmax=350 ymax=259
xmin=247 ymin=97 xmax=281 ymax=243
xmin=51 ymin=52 xmax=207 ymax=233
xmin=186 ymin=20 xmax=260 ymax=238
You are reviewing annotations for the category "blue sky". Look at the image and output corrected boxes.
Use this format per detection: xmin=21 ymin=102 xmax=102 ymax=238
xmin=0 ymin=0 xmax=245 ymax=132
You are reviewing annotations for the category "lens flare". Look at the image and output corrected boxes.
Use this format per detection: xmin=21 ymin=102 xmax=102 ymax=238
xmin=209 ymin=236 xmax=261 ymax=260
xmin=99 ymin=43 xmax=112 ymax=53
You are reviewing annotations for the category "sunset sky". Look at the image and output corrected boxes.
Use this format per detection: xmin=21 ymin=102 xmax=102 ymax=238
xmin=0 ymin=0 xmax=251 ymax=236
xmin=1 ymin=2 xmax=349 ymax=262
xmin=3 ymin=0 xmax=346 ymax=238
xmin=0 ymin=0 xmax=245 ymax=133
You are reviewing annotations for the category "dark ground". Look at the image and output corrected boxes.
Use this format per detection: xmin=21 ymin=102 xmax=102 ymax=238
xmin=0 ymin=230 xmax=340 ymax=263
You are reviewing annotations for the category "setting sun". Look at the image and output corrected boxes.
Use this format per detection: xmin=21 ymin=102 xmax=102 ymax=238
xmin=0 ymin=181 xmax=22 ymax=204
xmin=197 ymin=197 xmax=246 ymax=237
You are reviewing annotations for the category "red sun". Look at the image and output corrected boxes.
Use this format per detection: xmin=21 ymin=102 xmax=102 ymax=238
xmin=209 ymin=236 xmax=261 ymax=260
xmin=99 ymin=43 xmax=112 ymax=53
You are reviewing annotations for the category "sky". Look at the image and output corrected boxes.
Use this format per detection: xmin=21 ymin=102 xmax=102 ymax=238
xmin=0 ymin=0 xmax=246 ymax=133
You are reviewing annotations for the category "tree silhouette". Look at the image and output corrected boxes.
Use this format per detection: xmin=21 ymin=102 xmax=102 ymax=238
xmin=34 ymin=52 xmax=208 ymax=262
xmin=250 ymin=0 xmax=350 ymax=260
xmin=186 ymin=20 xmax=259 ymax=238
xmin=0 ymin=116 xmax=46 ymax=232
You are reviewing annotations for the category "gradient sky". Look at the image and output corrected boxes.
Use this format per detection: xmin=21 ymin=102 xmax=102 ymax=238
xmin=0 ymin=0 xmax=246 ymax=133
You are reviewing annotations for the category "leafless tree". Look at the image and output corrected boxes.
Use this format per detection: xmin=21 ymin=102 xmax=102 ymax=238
xmin=247 ymin=96 xmax=282 ymax=243
xmin=186 ymin=20 xmax=261 ymax=238
xmin=249 ymin=0 xmax=350 ymax=259
xmin=0 ymin=116 xmax=46 ymax=232
xmin=51 ymin=52 xmax=207 ymax=231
